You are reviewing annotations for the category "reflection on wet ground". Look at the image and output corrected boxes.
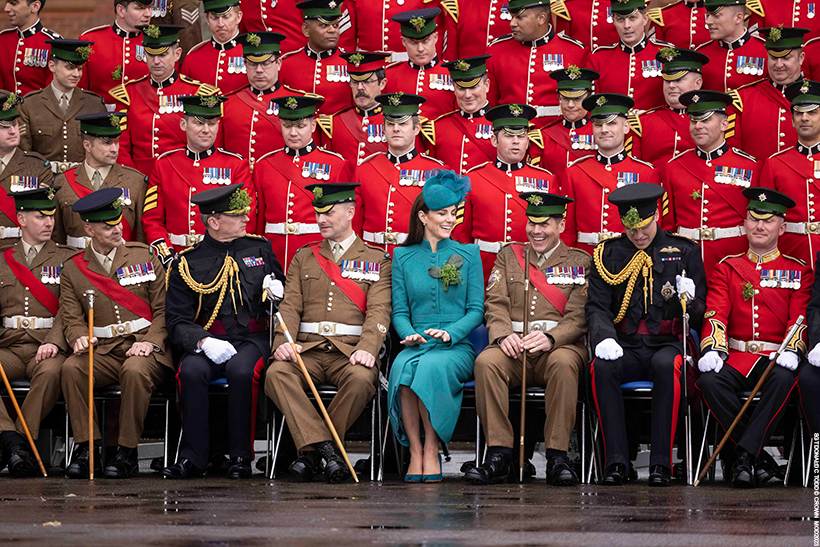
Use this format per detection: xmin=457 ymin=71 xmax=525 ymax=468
xmin=0 ymin=472 xmax=811 ymax=546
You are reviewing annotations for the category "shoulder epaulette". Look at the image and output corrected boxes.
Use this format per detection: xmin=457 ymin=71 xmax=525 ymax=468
xmin=218 ymin=149 xmax=245 ymax=160
xmin=0 ymin=28 xmax=15 ymax=35
xmin=567 ymin=155 xmax=594 ymax=167
xmin=551 ymin=0 xmax=571 ymax=21
xmin=359 ymin=151 xmax=383 ymax=164
xmin=317 ymin=147 xmax=345 ymax=160
xmin=22 ymin=89 xmax=43 ymax=99
xmin=769 ymin=147 xmax=794 ymax=159
xmin=639 ymin=105 xmax=665 ymax=117
xmin=21 ymin=150 xmax=49 ymax=162
xmin=279 ymin=48 xmax=302 ymax=61
xmin=118 ymin=164 xmax=147 ymax=178
xmin=646 ymin=7 xmax=664 ymax=26
xmin=244 ymin=233 xmax=267 ymax=240
xmin=157 ymin=147 xmax=184 ymax=160
xmin=81 ymin=89 xmax=105 ymax=102
xmin=282 ymin=83 xmax=309 ymax=95
xmin=556 ymin=31 xmax=585 ymax=48
xmin=667 ymin=232 xmax=697 ymax=244
xmin=630 ymin=156 xmax=655 ymax=169
xmin=80 ymin=24 xmax=109 ymax=35
xmin=668 ymin=147 xmax=695 ymax=163
xmin=661 ymin=0 xmax=684 ymax=9
xmin=649 ymin=37 xmax=672 ymax=47
xmin=384 ymin=59 xmax=404 ymax=70
xmin=124 ymin=241 xmax=150 ymax=250
xmin=694 ymin=40 xmax=714 ymax=51
xmin=525 ymin=163 xmax=555 ymax=175
xmin=420 ymin=117 xmax=435 ymax=145
xmin=527 ymin=126 xmax=544 ymax=149
xmin=186 ymin=40 xmax=208 ymax=56
xmin=718 ymin=252 xmax=744 ymax=264
xmin=420 ymin=153 xmax=445 ymax=165
xmin=750 ymin=32 xmax=766 ymax=43
xmin=732 ymin=148 xmax=757 ymax=162
xmin=592 ymin=43 xmax=618 ymax=53
xmin=441 ymin=0 xmax=458 ymax=21
xmin=783 ymin=254 xmax=808 ymax=266
xmin=316 ymin=113 xmax=333 ymax=139
xmin=255 ymin=149 xmax=279 ymax=163
xmin=488 ymin=34 xmax=514 ymax=47
xmin=466 ymin=161 xmax=491 ymax=173
xmin=432 ymin=109 xmax=457 ymax=123
xmin=42 ymin=28 xmax=61 ymax=39
xmin=627 ymin=111 xmax=642 ymax=137
xmin=362 ymin=240 xmax=391 ymax=255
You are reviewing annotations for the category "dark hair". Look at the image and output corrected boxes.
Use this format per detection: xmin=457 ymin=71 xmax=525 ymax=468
xmin=528 ymin=5 xmax=550 ymax=18
xmin=401 ymin=192 xmax=429 ymax=247
xmin=26 ymin=0 xmax=44 ymax=13
xmin=375 ymin=68 xmax=387 ymax=82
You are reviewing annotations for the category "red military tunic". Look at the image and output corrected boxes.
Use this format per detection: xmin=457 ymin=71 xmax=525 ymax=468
xmin=760 ymin=143 xmax=820 ymax=268
xmin=429 ymin=106 xmax=498 ymax=174
xmin=252 ymin=143 xmax=352 ymax=270
xmin=457 ymin=159 xmax=558 ymax=281
xmin=805 ymin=37 xmax=820 ymax=80
xmin=553 ymin=0 xmax=620 ymax=51
xmin=735 ymin=79 xmax=798 ymax=162
xmin=220 ymin=83 xmax=292 ymax=169
xmin=78 ymin=23 xmax=150 ymax=109
xmin=383 ymin=58 xmax=456 ymax=122
xmin=279 ymin=46 xmax=353 ymax=116
xmin=654 ymin=0 xmax=711 ymax=51
xmin=114 ymin=72 xmax=219 ymax=176
xmin=701 ymin=249 xmax=811 ymax=377
xmin=354 ymin=149 xmax=447 ymax=256
xmin=662 ymin=143 xmax=759 ymax=277
xmin=562 ymin=152 xmax=658 ymax=254
xmin=143 ymin=146 xmax=254 ymax=253
xmin=446 ymin=0 xmax=511 ymax=59
xmin=535 ymin=116 xmax=596 ymax=183
xmin=354 ymin=0 xmax=444 ymax=55
xmin=180 ymin=36 xmax=249 ymax=95
xmin=634 ymin=106 xmax=694 ymax=179
xmin=758 ymin=0 xmax=820 ymax=42
xmin=486 ymin=27 xmax=588 ymax=124
xmin=0 ymin=21 xmax=59 ymax=98
xmin=589 ymin=36 xmax=669 ymax=112
xmin=240 ymin=0 xmax=357 ymax=51
xmin=695 ymin=31 xmax=768 ymax=91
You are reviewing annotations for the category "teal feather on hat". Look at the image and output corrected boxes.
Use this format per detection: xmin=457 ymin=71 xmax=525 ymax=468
xmin=422 ymin=169 xmax=471 ymax=210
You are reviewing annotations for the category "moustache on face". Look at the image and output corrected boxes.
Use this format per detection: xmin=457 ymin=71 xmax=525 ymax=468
xmin=356 ymin=92 xmax=369 ymax=98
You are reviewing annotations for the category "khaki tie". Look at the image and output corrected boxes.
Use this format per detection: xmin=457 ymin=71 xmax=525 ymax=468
xmin=26 ymin=246 xmax=36 ymax=266
xmin=91 ymin=170 xmax=103 ymax=190
xmin=59 ymin=94 xmax=69 ymax=114
xmin=0 ymin=158 xmax=6 ymax=177
xmin=333 ymin=243 xmax=343 ymax=262
xmin=537 ymin=253 xmax=547 ymax=268
xmin=102 ymin=256 xmax=112 ymax=274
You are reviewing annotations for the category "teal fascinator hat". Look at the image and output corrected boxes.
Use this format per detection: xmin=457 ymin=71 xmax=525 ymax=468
xmin=422 ymin=170 xmax=471 ymax=210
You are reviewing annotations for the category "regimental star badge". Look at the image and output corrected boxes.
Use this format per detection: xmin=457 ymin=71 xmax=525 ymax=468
xmin=596 ymin=96 xmax=607 ymax=106
xmin=454 ymin=59 xmax=470 ymax=72
xmin=527 ymin=195 xmax=543 ymax=206
xmin=328 ymin=0 xmax=337 ymax=8
xmin=691 ymin=94 xmax=700 ymax=103
xmin=2 ymin=93 xmax=20 ymax=111
xmin=389 ymin=92 xmax=403 ymax=106
xmin=659 ymin=47 xmax=678 ymax=62
xmin=200 ymin=95 xmax=218 ymax=108
xmin=510 ymin=104 xmax=524 ymax=117
xmin=108 ymin=114 xmax=120 ymax=127
xmin=566 ymin=65 xmax=582 ymax=79
xmin=661 ymin=281 xmax=676 ymax=301
xmin=801 ymin=80 xmax=811 ymax=94
xmin=285 ymin=97 xmax=299 ymax=110
xmin=76 ymin=45 xmax=92 ymax=61
xmin=758 ymin=193 xmax=767 ymax=201
xmin=409 ymin=16 xmax=426 ymax=32
xmin=769 ymin=25 xmax=783 ymax=43
xmin=144 ymin=24 xmax=160 ymax=39
xmin=348 ymin=53 xmax=364 ymax=66
xmin=246 ymin=33 xmax=261 ymax=47
xmin=312 ymin=186 xmax=323 ymax=199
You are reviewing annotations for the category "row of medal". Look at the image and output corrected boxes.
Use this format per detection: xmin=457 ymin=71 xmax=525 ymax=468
xmin=714 ymin=166 xmax=753 ymax=187
xmin=340 ymin=260 xmax=380 ymax=281
xmin=429 ymin=74 xmax=455 ymax=91
xmin=158 ymin=95 xmax=183 ymax=114
xmin=265 ymin=100 xmax=280 ymax=116
xmin=544 ymin=267 xmax=586 ymax=285
xmin=616 ymin=172 xmax=641 ymax=187
xmin=40 ymin=266 xmax=60 ymax=285
xmin=23 ymin=48 xmax=48 ymax=68
xmin=500 ymin=5 xmax=512 ymax=20
xmin=398 ymin=169 xmax=433 ymax=186
xmin=475 ymin=124 xmax=494 ymax=140
xmin=641 ymin=60 xmax=664 ymax=79
xmin=302 ymin=162 xmax=332 ymax=179
xmin=542 ymin=54 xmax=565 ymax=72
xmin=151 ymin=0 xmax=168 ymax=17
xmin=134 ymin=46 xmax=146 ymax=63
xmin=515 ymin=176 xmax=551 ymax=193
xmin=242 ymin=256 xmax=265 ymax=267
xmin=116 ymin=262 xmax=157 ymax=286
xmin=9 ymin=176 xmax=38 ymax=193
xmin=326 ymin=66 xmax=350 ymax=82
xmin=202 ymin=168 xmax=233 ymax=185
xmin=120 ymin=188 xmax=132 ymax=206
xmin=226 ymin=57 xmax=246 ymax=74
xmin=366 ymin=124 xmax=387 ymax=143
xmin=760 ymin=269 xmax=801 ymax=289
xmin=571 ymin=134 xmax=596 ymax=150
xmin=736 ymin=56 xmax=765 ymax=76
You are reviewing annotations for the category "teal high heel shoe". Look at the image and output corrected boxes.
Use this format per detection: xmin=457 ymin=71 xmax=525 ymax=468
xmin=422 ymin=454 xmax=443 ymax=483
xmin=404 ymin=473 xmax=423 ymax=483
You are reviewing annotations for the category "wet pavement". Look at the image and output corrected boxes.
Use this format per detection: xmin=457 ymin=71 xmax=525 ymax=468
xmin=0 ymin=464 xmax=812 ymax=546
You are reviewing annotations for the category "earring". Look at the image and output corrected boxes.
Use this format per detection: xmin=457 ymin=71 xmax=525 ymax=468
xmin=422 ymin=222 xmax=427 ymax=226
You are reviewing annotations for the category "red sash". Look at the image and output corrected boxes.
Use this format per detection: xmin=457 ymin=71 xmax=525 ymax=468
xmin=367 ymin=156 xmax=420 ymax=209
xmin=675 ymin=155 xmax=749 ymax=220
xmin=0 ymin=186 xmax=19 ymax=226
xmin=3 ymin=248 xmax=59 ymax=315
xmin=543 ymin=123 xmax=575 ymax=155
xmin=64 ymin=168 xmax=133 ymax=240
xmin=311 ymin=244 xmax=367 ymax=314
xmin=449 ymin=114 xmax=496 ymax=162
xmin=511 ymin=244 xmax=568 ymax=315
xmin=71 ymin=253 xmax=153 ymax=320
xmin=339 ymin=109 xmax=367 ymax=142
xmin=576 ymin=158 xmax=619 ymax=191
xmin=136 ymin=81 xmax=187 ymax=142
xmin=724 ymin=256 xmax=788 ymax=331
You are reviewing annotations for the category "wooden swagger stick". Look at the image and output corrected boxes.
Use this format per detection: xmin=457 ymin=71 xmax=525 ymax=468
xmin=0 ymin=361 xmax=47 ymax=477
xmin=275 ymin=312 xmax=358 ymax=483
xmin=694 ymin=315 xmax=804 ymax=486
xmin=86 ymin=289 xmax=96 ymax=480
xmin=519 ymin=244 xmax=531 ymax=483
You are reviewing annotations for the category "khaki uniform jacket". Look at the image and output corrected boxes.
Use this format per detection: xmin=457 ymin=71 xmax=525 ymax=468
xmin=0 ymin=239 xmax=77 ymax=351
xmin=17 ymin=87 xmax=106 ymax=167
xmin=274 ymin=237 xmax=393 ymax=360
xmin=52 ymin=163 xmax=148 ymax=245
xmin=485 ymin=241 xmax=590 ymax=360
xmin=59 ymin=241 xmax=171 ymax=368
xmin=0 ymin=148 xmax=52 ymax=236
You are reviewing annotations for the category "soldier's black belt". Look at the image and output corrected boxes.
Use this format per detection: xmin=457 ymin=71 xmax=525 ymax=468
xmin=616 ymin=319 xmax=677 ymax=336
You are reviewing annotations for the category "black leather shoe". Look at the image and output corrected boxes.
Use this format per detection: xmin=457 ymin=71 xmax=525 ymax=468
xmin=546 ymin=456 xmax=578 ymax=486
xmin=522 ymin=459 xmax=536 ymax=480
xmin=730 ymin=450 xmax=755 ymax=488
xmin=464 ymin=451 xmax=515 ymax=484
xmin=66 ymin=443 xmax=101 ymax=479
xmin=602 ymin=463 xmax=627 ymax=485
xmin=316 ymin=441 xmax=351 ymax=483
xmin=7 ymin=443 xmax=35 ymax=478
xmin=648 ymin=465 xmax=672 ymax=487
xmin=162 ymin=458 xmax=206 ymax=479
xmin=228 ymin=457 xmax=252 ymax=479
xmin=103 ymin=446 xmax=139 ymax=479
xmin=673 ymin=461 xmax=686 ymax=481
xmin=289 ymin=450 xmax=324 ymax=481
xmin=755 ymin=451 xmax=783 ymax=485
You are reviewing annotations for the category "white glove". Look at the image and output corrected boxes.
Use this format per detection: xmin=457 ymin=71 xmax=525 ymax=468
xmin=809 ymin=344 xmax=820 ymax=367
xmin=698 ymin=351 xmax=724 ymax=374
xmin=771 ymin=351 xmax=799 ymax=372
xmin=263 ymin=274 xmax=284 ymax=301
xmin=676 ymin=274 xmax=695 ymax=301
xmin=595 ymin=338 xmax=623 ymax=361
xmin=201 ymin=337 xmax=237 ymax=365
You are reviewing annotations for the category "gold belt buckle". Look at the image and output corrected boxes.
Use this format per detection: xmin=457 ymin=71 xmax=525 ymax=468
xmin=384 ymin=232 xmax=398 ymax=245
xmin=747 ymin=342 xmax=760 ymax=353
xmin=529 ymin=322 xmax=544 ymax=332
xmin=57 ymin=162 xmax=70 ymax=173
xmin=700 ymin=228 xmax=715 ymax=241
xmin=185 ymin=234 xmax=200 ymax=246
xmin=21 ymin=318 xmax=31 ymax=329
xmin=319 ymin=322 xmax=336 ymax=335
xmin=598 ymin=231 xmax=614 ymax=243
xmin=285 ymin=223 xmax=299 ymax=235
xmin=808 ymin=222 xmax=819 ymax=234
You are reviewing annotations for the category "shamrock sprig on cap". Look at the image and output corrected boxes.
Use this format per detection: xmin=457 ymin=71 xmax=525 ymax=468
xmin=229 ymin=188 xmax=252 ymax=212
xmin=246 ymin=33 xmax=261 ymax=47
xmin=409 ymin=16 xmax=426 ymax=32
xmin=76 ymin=46 xmax=92 ymax=61
xmin=621 ymin=206 xmax=643 ymax=230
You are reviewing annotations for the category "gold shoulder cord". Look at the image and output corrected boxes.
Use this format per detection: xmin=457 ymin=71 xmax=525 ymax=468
xmin=167 ymin=253 xmax=245 ymax=330
xmin=593 ymin=245 xmax=654 ymax=324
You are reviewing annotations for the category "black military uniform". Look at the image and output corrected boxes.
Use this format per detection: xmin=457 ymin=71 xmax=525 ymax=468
xmin=802 ymin=257 xmax=820 ymax=437
xmin=163 ymin=183 xmax=283 ymax=479
xmin=586 ymin=183 xmax=706 ymax=486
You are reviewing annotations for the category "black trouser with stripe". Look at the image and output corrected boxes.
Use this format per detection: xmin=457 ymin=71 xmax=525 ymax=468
xmin=696 ymin=359 xmax=797 ymax=457
xmin=591 ymin=340 xmax=682 ymax=470
xmin=799 ymin=364 xmax=820 ymax=435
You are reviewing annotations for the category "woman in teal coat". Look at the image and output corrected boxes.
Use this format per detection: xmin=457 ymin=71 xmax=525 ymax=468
xmin=388 ymin=170 xmax=485 ymax=482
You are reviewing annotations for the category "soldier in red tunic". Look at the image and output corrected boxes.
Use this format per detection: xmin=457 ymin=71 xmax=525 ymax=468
xmin=456 ymin=103 xmax=559 ymax=281
xmin=804 ymin=36 xmax=820 ymax=81
xmin=179 ymin=0 xmax=248 ymax=95
xmin=756 ymin=0 xmax=820 ymax=42
xmin=354 ymin=93 xmax=448 ymax=256
xmin=142 ymin=95 xmax=253 ymax=263
xmin=734 ymin=27 xmax=809 ymax=162
xmin=486 ymin=0 xmax=588 ymax=126
xmin=697 ymin=187 xmax=812 ymax=488
xmin=759 ymin=79 xmax=820 ymax=268
xmin=383 ymin=8 xmax=455 ymax=123
xmin=633 ymin=48 xmax=708 ymax=177
xmin=654 ymin=0 xmax=712 ymax=51
xmin=0 ymin=0 xmax=60 ymax=97
xmin=221 ymin=31 xmax=292 ymax=169
xmin=589 ymin=0 xmax=669 ymax=112
xmin=240 ymin=0 xmax=355 ymax=51
xmin=444 ymin=0 xmax=511 ymax=59
xmin=253 ymin=95 xmax=352 ymax=271
xmin=553 ymin=0 xmax=622 ymax=52
xmin=562 ymin=93 xmax=658 ymax=254
xmin=535 ymin=66 xmax=598 ymax=183
xmin=695 ymin=0 xmax=768 ymax=92
xmin=78 ymin=0 xmax=153 ymax=110
xmin=662 ymin=90 xmax=759 ymax=277
xmin=278 ymin=0 xmax=353 ymax=117
xmin=352 ymin=0 xmax=444 ymax=55
xmin=113 ymin=24 xmax=220 ymax=177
